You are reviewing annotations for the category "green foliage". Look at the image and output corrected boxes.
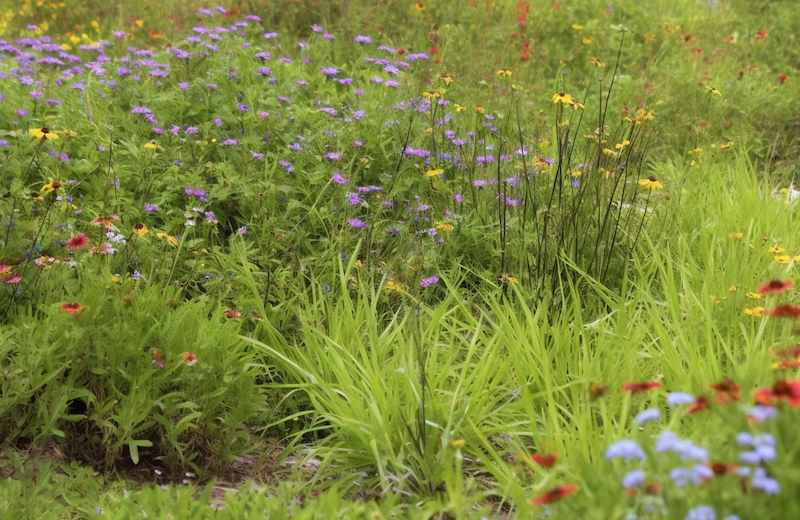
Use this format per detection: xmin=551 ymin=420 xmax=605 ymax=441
xmin=1 ymin=0 xmax=800 ymax=518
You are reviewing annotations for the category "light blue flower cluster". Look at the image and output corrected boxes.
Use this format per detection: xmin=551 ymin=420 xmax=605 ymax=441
xmin=656 ymin=431 xmax=708 ymax=462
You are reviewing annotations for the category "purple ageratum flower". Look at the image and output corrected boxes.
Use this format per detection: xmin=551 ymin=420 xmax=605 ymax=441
xmin=347 ymin=192 xmax=364 ymax=205
xmin=245 ymin=14 xmax=262 ymax=22
xmin=311 ymin=24 xmax=323 ymax=33
xmin=385 ymin=80 xmax=400 ymax=88
xmin=325 ymin=152 xmax=343 ymax=161
xmin=237 ymin=103 xmax=249 ymax=112
xmin=354 ymin=35 xmax=372 ymax=44
xmin=263 ymin=32 xmax=279 ymax=39
xmin=323 ymin=33 xmax=334 ymax=40
xmin=185 ymin=188 xmax=209 ymax=202
xmin=332 ymin=172 xmax=349 ymax=184
xmin=320 ymin=67 xmax=339 ymax=77
xmin=685 ymin=506 xmax=717 ymax=520
xmin=178 ymin=82 xmax=190 ymax=90
xmin=605 ymin=440 xmax=646 ymax=460
xmin=667 ymin=392 xmax=696 ymax=406
xmin=279 ymin=160 xmax=294 ymax=173
xmin=633 ymin=408 xmax=660 ymax=425
xmin=622 ymin=469 xmax=645 ymax=489
xmin=348 ymin=218 xmax=367 ymax=229
xmin=320 ymin=107 xmax=337 ymax=116
xmin=420 ymin=276 xmax=440 ymax=288
xmin=237 ymin=226 xmax=247 ymax=235
xmin=748 ymin=405 xmax=776 ymax=422
xmin=656 ymin=431 xmax=707 ymax=461
xmin=279 ymin=57 xmax=292 ymax=64
xmin=144 ymin=203 xmax=158 ymax=212
xmin=474 ymin=180 xmax=487 ymax=188
xmin=670 ymin=465 xmax=714 ymax=487
xmin=250 ymin=150 xmax=264 ymax=160
xmin=751 ymin=468 xmax=780 ymax=494
xmin=223 ymin=139 xmax=240 ymax=146
xmin=255 ymin=67 xmax=272 ymax=76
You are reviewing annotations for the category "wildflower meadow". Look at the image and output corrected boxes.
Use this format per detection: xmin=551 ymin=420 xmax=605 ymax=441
xmin=1 ymin=0 xmax=799 ymax=518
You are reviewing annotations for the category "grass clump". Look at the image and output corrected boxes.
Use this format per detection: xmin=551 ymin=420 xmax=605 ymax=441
xmin=1 ymin=0 xmax=800 ymax=518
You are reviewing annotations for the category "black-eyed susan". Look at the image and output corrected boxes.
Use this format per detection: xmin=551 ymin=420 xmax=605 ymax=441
xmin=638 ymin=177 xmax=663 ymax=190
xmin=144 ymin=141 xmax=163 ymax=151
xmin=705 ymin=85 xmax=722 ymax=96
xmin=414 ymin=2 xmax=425 ymax=11
xmin=496 ymin=68 xmax=512 ymax=78
xmin=426 ymin=168 xmax=444 ymax=177
xmin=133 ymin=223 xmax=149 ymax=237
xmin=30 ymin=127 xmax=58 ymax=140
xmin=729 ymin=232 xmax=743 ymax=240
xmin=552 ymin=92 xmax=575 ymax=105
xmin=768 ymin=245 xmax=785 ymax=254
xmin=41 ymin=180 xmax=61 ymax=193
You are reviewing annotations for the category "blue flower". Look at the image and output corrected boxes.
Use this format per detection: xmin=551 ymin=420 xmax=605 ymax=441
xmin=622 ymin=469 xmax=645 ymax=489
xmin=685 ymin=505 xmax=716 ymax=520
xmin=667 ymin=392 xmax=696 ymax=406
xmin=748 ymin=405 xmax=776 ymax=422
xmin=751 ymin=468 xmax=780 ymax=494
xmin=656 ymin=431 xmax=707 ymax=461
xmin=605 ymin=440 xmax=646 ymax=460
xmin=633 ymin=408 xmax=660 ymax=425
xmin=670 ymin=465 xmax=713 ymax=487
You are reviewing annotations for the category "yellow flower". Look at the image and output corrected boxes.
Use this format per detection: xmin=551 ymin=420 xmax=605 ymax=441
xmin=688 ymin=147 xmax=703 ymax=155
xmin=41 ymin=179 xmax=61 ymax=193
xmin=582 ymin=37 xmax=592 ymax=45
xmin=133 ymin=223 xmax=149 ymax=237
xmin=603 ymin=148 xmax=618 ymax=157
xmin=552 ymin=92 xmax=575 ymax=105
xmin=638 ymin=177 xmax=663 ymax=190
xmin=768 ymin=245 xmax=785 ymax=254
xmin=589 ymin=57 xmax=606 ymax=67
xmin=157 ymin=232 xmax=179 ymax=246
xmin=705 ymin=85 xmax=722 ymax=96
xmin=435 ymin=223 xmax=454 ymax=232
xmin=744 ymin=307 xmax=764 ymax=317
xmin=729 ymin=232 xmax=743 ymax=240
xmin=451 ymin=439 xmax=466 ymax=448
xmin=426 ymin=168 xmax=444 ymax=177
xmin=144 ymin=142 xmax=163 ymax=151
xmin=111 ymin=274 xmax=122 ymax=283
xmin=414 ymin=2 xmax=425 ymax=11
xmin=615 ymin=140 xmax=631 ymax=150
xmin=496 ymin=68 xmax=512 ymax=78
xmin=572 ymin=24 xmax=584 ymax=30
xmin=476 ymin=106 xmax=485 ymax=114
xmin=728 ymin=285 xmax=738 ymax=292
xmin=61 ymin=129 xmax=78 ymax=137
xmin=775 ymin=254 xmax=792 ymax=264
xmin=134 ymin=19 xmax=144 ymax=28
xmin=385 ymin=280 xmax=404 ymax=293
xmin=29 ymin=127 xmax=59 ymax=140
xmin=720 ymin=141 xmax=733 ymax=151
xmin=453 ymin=103 xmax=466 ymax=112
xmin=746 ymin=292 xmax=762 ymax=299
xmin=794 ymin=255 xmax=800 ymax=263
